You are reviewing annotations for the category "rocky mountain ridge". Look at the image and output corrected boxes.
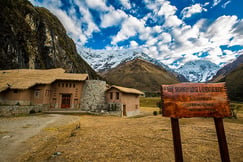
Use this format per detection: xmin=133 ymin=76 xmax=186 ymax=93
xmin=0 ymin=0 xmax=100 ymax=79
xmin=210 ymin=53 xmax=243 ymax=82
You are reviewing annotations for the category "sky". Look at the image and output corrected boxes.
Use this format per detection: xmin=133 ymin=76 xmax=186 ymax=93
xmin=29 ymin=0 xmax=243 ymax=69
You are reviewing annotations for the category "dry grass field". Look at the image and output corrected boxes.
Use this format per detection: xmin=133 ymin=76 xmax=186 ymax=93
xmin=17 ymin=102 xmax=243 ymax=162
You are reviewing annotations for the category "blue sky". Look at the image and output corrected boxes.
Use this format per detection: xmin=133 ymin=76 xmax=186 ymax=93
xmin=30 ymin=0 xmax=243 ymax=68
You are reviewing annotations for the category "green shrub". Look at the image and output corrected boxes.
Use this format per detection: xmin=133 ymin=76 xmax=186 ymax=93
xmin=153 ymin=111 xmax=158 ymax=116
xmin=29 ymin=109 xmax=35 ymax=114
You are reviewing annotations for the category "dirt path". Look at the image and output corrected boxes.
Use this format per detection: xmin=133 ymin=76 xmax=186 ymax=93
xmin=0 ymin=114 xmax=80 ymax=162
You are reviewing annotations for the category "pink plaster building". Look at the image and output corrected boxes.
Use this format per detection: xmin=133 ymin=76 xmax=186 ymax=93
xmin=106 ymin=85 xmax=144 ymax=117
xmin=0 ymin=68 xmax=88 ymax=109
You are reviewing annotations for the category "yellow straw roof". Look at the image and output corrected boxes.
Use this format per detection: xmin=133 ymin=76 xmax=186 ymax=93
xmin=0 ymin=68 xmax=88 ymax=92
xmin=108 ymin=85 xmax=144 ymax=95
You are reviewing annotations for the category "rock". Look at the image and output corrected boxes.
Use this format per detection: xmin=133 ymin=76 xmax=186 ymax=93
xmin=2 ymin=135 xmax=11 ymax=139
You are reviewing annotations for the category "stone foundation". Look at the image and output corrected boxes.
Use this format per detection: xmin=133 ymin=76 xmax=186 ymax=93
xmin=0 ymin=105 xmax=49 ymax=117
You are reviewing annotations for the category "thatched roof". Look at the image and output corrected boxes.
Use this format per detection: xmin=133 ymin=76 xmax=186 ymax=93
xmin=0 ymin=68 xmax=88 ymax=92
xmin=108 ymin=85 xmax=144 ymax=95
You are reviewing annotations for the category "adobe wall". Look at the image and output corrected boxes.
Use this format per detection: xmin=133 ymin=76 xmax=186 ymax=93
xmin=50 ymin=81 xmax=84 ymax=109
xmin=80 ymin=80 xmax=106 ymax=111
xmin=0 ymin=89 xmax=32 ymax=106
xmin=0 ymin=105 xmax=49 ymax=117
xmin=121 ymin=93 xmax=140 ymax=112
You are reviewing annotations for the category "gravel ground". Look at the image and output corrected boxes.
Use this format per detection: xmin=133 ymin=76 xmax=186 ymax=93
xmin=0 ymin=114 xmax=80 ymax=162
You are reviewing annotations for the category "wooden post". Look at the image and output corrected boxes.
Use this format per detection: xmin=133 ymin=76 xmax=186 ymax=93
xmin=214 ymin=118 xmax=230 ymax=162
xmin=171 ymin=118 xmax=183 ymax=162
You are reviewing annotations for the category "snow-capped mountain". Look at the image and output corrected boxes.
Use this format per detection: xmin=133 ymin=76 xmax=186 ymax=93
xmin=79 ymin=48 xmax=220 ymax=82
xmin=176 ymin=60 xmax=220 ymax=82
xmin=79 ymin=48 xmax=170 ymax=72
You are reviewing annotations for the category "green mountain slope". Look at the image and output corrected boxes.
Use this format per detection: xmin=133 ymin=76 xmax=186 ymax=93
xmin=101 ymin=58 xmax=180 ymax=93
xmin=225 ymin=65 xmax=243 ymax=101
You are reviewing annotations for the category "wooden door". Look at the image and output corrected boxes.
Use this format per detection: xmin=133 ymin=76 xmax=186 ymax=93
xmin=123 ymin=105 xmax=126 ymax=116
xmin=61 ymin=94 xmax=71 ymax=108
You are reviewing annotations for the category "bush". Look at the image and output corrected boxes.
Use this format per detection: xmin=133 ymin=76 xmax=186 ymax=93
xmin=153 ymin=111 xmax=158 ymax=116
xmin=29 ymin=109 xmax=36 ymax=114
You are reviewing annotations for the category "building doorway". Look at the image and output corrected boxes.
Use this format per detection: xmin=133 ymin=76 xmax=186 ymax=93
xmin=61 ymin=94 xmax=71 ymax=108
xmin=123 ymin=105 xmax=127 ymax=116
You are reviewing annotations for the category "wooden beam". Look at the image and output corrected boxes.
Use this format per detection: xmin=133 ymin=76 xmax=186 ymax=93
xmin=171 ymin=118 xmax=183 ymax=162
xmin=214 ymin=118 xmax=230 ymax=162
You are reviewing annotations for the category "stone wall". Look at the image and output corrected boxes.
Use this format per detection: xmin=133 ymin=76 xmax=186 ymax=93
xmin=0 ymin=105 xmax=49 ymax=117
xmin=80 ymin=80 xmax=106 ymax=111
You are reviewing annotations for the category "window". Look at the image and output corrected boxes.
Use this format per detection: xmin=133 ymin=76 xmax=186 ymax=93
xmin=66 ymin=83 xmax=68 ymax=87
xmin=45 ymin=90 xmax=50 ymax=96
xmin=110 ymin=92 xmax=113 ymax=99
xmin=52 ymin=88 xmax=56 ymax=98
xmin=62 ymin=83 xmax=64 ymax=87
xmin=69 ymin=83 xmax=72 ymax=88
xmin=116 ymin=92 xmax=120 ymax=100
xmin=34 ymin=89 xmax=40 ymax=98
xmin=13 ymin=90 xmax=18 ymax=93
xmin=52 ymin=98 xmax=56 ymax=104
xmin=73 ymin=83 xmax=75 ymax=88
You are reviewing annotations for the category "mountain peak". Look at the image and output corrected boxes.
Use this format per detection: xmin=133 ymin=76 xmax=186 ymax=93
xmin=101 ymin=58 xmax=180 ymax=93
xmin=176 ymin=60 xmax=220 ymax=82
xmin=79 ymin=48 xmax=170 ymax=72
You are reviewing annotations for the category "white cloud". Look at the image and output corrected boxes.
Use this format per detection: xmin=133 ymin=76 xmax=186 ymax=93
xmin=100 ymin=9 xmax=127 ymax=28
xmin=119 ymin=0 xmax=132 ymax=9
xmin=205 ymin=15 xmax=238 ymax=43
xmin=158 ymin=1 xmax=177 ymax=17
xmin=164 ymin=15 xmax=183 ymax=27
xmin=161 ymin=33 xmax=172 ymax=43
xmin=130 ymin=40 xmax=138 ymax=48
xmin=212 ymin=0 xmax=221 ymax=7
xmin=50 ymin=8 xmax=84 ymax=40
xmin=31 ymin=0 xmax=62 ymax=8
xmin=30 ymin=0 xmax=101 ymax=46
xmin=156 ymin=15 xmax=242 ymax=69
xmin=111 ymin=16 xmax=146 ymax=44
xmin=181 ymin=4 xmax=206 ymax=19
xmin=156 ymin=1 xmax=183 ymax=27
xmin=146 ymin=38 xmax=158 ymax=46
xmin=84 ymin=0 xmax=109 ymax=11
xmin=75 ymin=1 xmax=100 ymax=31
xmin=222 ymin=0 xmax=231 ymax=8
xmin=230 ymin=20 xmax=243 ymax=46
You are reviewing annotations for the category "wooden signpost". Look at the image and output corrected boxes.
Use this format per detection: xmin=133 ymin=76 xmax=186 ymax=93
xmin=161 ymin=83 xmax=231 ymax=162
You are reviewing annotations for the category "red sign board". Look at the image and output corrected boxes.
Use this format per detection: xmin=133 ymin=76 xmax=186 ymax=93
xmin=161 ymin=83 xmax=231 ymax=118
